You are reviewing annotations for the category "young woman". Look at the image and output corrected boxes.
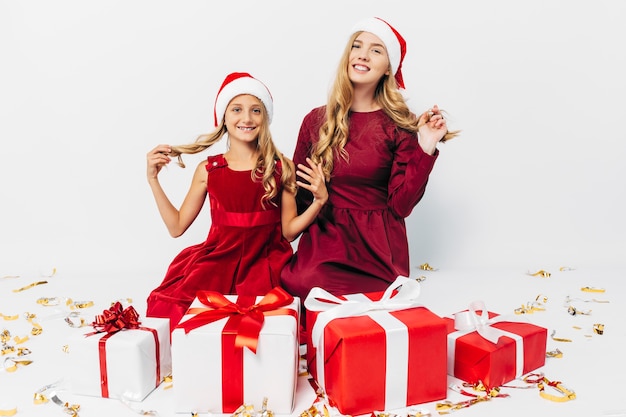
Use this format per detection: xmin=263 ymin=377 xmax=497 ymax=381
xmin=281 ymin=17 xmax=458 ymax=305
xmin=145 ymin=72 xmax=327 ymax=329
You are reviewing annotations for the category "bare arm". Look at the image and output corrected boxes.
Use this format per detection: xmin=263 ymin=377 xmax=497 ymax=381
xmin=147 ymin=145 xmax=208 ymax=237
xmin=281 ymin=157 xmax=328 ymax=242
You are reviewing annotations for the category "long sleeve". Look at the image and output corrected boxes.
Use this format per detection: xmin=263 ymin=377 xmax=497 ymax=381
xmin=387 ymin=132 xmax=438 ymax=218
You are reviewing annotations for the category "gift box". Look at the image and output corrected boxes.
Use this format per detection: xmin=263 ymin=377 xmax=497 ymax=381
xmin=172 ymin=287 xmax=300 ymax=414
xmin=67 ymin=303 xmax=172 ymax=401
xmin=305 ymin=276 xmax=448 ymax=416
xmin=445 ymin=301 xmax=548 ymax=389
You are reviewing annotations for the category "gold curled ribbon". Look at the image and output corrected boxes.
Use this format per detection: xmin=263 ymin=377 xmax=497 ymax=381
xmin=70 ymin=301 xmax=94 ymax=310
xmin=593 ymin=323 xmax=605 ymax=335
xmin=64 ymin=316 xmax=86 ymax=328
xmin=414 ymin=275 xmax=427 ymax=282
xmin=538 ymin=377 xmax=576 ymax=402
xmin=528 ymin=269 xmax=551 ymax=277
xmin=35 ymin=382 xmax=80 ymax=417
xmin=0 ymin=408 xmax=17 ymax=416
xmin=581 ymin=286 xmax=605 ymax=293
xmin=559 ymin=266 xmax=575 ymax=271
xmin=25 ymin=313 xmax=43 ymax=336
xmin=546 ymin=348 xmax=563 ymax=358
xmin=33 ymin=392 xmax=49 ymax=404
xmin=4 ymin=357 xmax=34 ymax=372
xmin=12 ymin=280 xmax=48 ymax=292
xmin=37 ymin=297 xmax=61 ymax=306
xmin=551 ymin=330 xmax=572 ymax=343
xmin=565 ymin=295 xmax=609 ymax=304
xmin=419 ymin=263 xmax=437 ymax=271
xmin=567 ymin=306 xmax=591 ymax=316
xmin=0 ymin=314 xmax=19 ymax=321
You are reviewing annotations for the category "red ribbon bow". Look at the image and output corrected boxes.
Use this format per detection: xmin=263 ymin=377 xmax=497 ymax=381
xmin=176 ymin=286 xmax=294 ymax=354
xmin=90 ymin=302 xmax=141 ymax=334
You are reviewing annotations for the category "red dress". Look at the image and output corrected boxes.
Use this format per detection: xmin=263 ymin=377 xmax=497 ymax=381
xmin=146 ymin=154 xmax=293 ymax=330
xmin=281 ymin=107 xmax=438 ymax=302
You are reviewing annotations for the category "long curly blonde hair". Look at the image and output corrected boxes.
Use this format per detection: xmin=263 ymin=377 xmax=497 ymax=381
xmin=167 ymin=101 xmax=295 ymax=208
xmin=311 ymin=31 xmax=460 ymax=181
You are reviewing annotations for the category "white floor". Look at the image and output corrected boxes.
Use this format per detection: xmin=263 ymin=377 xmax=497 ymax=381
xmin=1 ymin=265 xmax=624 ymax=417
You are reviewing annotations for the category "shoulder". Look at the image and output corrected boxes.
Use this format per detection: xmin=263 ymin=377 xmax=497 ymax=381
xmin=302 ymin=105 xmax=326 ymax=124
xmin=205 ymin=154 xmax=227 ymax=172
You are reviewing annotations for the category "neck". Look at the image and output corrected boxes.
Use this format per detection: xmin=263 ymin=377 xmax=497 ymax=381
xmin=351 ymin=85 xmax=380 ymax=112
xmin=225 ymin=142 xmax=260 ymax=170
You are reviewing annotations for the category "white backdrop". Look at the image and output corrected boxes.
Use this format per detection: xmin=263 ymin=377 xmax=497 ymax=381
xmin=2 ymin=0 xmax=625 ymax=284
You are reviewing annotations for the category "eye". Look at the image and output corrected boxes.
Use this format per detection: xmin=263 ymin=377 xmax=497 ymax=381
xmin=253 ymin=108 xmax=262 ymax=114
xmin=372 ymin=47 xmax=383 ymax=55
xmin=351 ymin=42 xmax=361 ymax=50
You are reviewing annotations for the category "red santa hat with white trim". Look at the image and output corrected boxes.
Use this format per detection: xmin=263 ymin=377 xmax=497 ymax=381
xmin=213 ymin=72 xmax=274 ymax=127
xmin=350 ymin=17 xmax=407 ymax=89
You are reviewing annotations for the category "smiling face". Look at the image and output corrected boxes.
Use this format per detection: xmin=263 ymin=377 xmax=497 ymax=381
xmin=223 ymin=94 xmax=265 ymax=145
xmin=348 ymin=31 xmax=391 ymax=87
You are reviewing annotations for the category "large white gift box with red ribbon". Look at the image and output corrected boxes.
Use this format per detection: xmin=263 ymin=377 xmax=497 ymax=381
xmin=67 ymin=303 xmax=172 ymax=401
xmin=304 ymin=276 xmax=448 ymax=416
xmin=445 ymin=301 xmax=548 ymax=389
xmin=171 ymin=287 xmax=300 ymax=414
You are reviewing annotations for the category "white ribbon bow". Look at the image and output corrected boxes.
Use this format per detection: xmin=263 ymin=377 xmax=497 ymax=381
xmin=448 ymin=300 xmax=526 ymax=379
xmin=453 ymin=300 xmax=509 ymax=344
xmin=305 ymin=275 xmax=422 ymax=349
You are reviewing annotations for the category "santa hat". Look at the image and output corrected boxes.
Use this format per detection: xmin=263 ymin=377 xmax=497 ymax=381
xmin=213 ymin=72 xmax=273 ymax=127
xmin=350 ymin=17 xmax=407 ymax=89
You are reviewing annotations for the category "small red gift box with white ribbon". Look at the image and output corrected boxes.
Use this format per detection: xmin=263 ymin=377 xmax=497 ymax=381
xmin=445 ymin=300 xmax=548 ymax=389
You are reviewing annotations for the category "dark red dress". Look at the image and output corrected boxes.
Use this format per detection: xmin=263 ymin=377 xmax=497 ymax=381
xmin=146 ymin=154 xmax=293 ymax=329
xmin=281 ymin=107 xmax=438 ymax=302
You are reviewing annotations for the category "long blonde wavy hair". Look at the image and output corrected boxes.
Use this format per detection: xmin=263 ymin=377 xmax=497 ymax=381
xmin=311 ymin=31 xmax=460 ymax=181
xmin=167 ymin=101 xmax=295 ymax=208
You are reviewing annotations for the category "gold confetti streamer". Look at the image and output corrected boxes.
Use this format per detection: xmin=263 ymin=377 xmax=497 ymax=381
xmin=537 ymin=377 xmax=576 ymax=402
xmin=593 ymin=323 xmax=605 ymax=335
xmin=567 ymin=306 xmax=591 ymax=316
xmin=419 ymin=263 xmax=437 ymax=271
xmin=546 ymin=349 xmax=563 ymax=358
xmin=527 ymin=269 xmax=551 ymax=277
xmin=550 ymin=330 xmax=572 ymax=343
xmin=12 ymin=280 xmax=48 ymax=292
xmin=559 ymin=266 xmax=575 ymax=271
xmin=0 ymin=407 xmax=17 ymax=416
xmin=4 ymin=358 xmax=34 ymax=372
xmin=581 ymin=286 xmax=605 ymax=293
xmin=35 ymin=381 xmax=81 ymax=417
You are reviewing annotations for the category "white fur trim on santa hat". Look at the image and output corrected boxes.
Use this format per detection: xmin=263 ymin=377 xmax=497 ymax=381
xmin=350 ymin=17 xmax=405 ymax=84
xmin=213 ymin=73 xmax=273 ymax=127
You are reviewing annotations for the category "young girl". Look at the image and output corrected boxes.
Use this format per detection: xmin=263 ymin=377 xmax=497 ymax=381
xmin=281 ymin=17 xmax=459 ymax=304
xmin=145 ymin=72 xmax=327 ymax=329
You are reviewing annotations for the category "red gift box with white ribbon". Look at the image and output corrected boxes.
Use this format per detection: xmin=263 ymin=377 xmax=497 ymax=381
xmin=445 ymin=301 xmax=548 ymax=389
xmin=305 ymin=276 xmax=448 ymax=416
xmin=172 ymin=287 xmax=300 ymax=414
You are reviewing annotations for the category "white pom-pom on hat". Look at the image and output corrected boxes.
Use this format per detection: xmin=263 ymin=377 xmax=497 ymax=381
xmin=213 ymin=72 xmax=273 ymax=127
xmin=350 ymin=17 xmax=407 ymax=89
